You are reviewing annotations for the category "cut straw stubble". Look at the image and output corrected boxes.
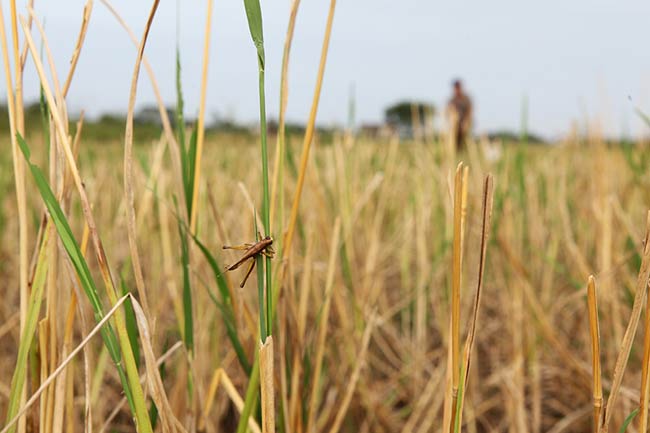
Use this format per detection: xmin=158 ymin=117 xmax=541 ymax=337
xmin=586 ymin=275 xmax=602 ymax=433
xmin=455 ymin=174 xmax=494 ymax=430
xmin=260 ymin=336 xmax=275 ymax=433
xmin=445 ymin=162 xmax=466 ymax=433
xmin=0 ymin=3 xmax=30 ymax=430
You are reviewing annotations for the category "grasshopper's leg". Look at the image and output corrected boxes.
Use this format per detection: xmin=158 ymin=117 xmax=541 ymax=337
xmin=262 ymin=250 xmax=275 ymax=258
xmin=227 ymin=251 xmax=256 ymax=271
xmin=240 ymin=259 xmax=256 ymax=288
xmin=222 ymin=243 xmax=253 ymax=251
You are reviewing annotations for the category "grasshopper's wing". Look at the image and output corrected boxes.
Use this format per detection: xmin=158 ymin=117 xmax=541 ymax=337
xmin=223 ymin=243 xmax=254 ymax=251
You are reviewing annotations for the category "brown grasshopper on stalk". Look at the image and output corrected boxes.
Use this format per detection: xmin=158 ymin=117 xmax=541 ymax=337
xmin=223 ymin=234 xmax=275 ymax=288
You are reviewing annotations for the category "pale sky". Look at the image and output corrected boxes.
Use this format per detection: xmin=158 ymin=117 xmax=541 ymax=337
xmin=7 ymin=0 xmax=650 ymax=138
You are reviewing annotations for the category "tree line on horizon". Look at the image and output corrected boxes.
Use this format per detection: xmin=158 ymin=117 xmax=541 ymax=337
xmin=3 ymin=99 xmax=634 ymax=146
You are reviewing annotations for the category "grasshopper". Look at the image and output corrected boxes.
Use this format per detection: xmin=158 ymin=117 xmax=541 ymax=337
xmin=223 ymin=234 xmax=275 ymax=288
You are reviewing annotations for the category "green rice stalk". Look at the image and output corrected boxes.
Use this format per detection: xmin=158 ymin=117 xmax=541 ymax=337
xmin=173 ymin=42 xmax=197 ymax=408
xmin=176 ymin=208 xmax=194 ymax=355
xmin=242 ymin=0 xmax=272 ymax=340
xmin=620 ymin=408 xmax=639 ymax=433
xmin=255 ymin=215 xmax=268 ymax=340
xmin=242 ymin=2 xmax=337 ymax=426
xmin=175 ymin=48 xmax=186 ymax=182
xmin=237 ymin=354 xmax=261 ymax=433
xmin=174 ymin=45 xmax=196 ymax=360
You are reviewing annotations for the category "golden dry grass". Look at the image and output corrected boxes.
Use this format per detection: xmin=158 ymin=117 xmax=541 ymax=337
xmin=1 ymin=1 xmax=650 ymax=432
xmin=1 ymin=132 xmax=650 ymax=432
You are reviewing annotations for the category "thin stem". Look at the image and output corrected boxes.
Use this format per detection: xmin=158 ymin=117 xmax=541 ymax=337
xmin=586 ymin=276 xmax=602 ymax=433
xmin=282 ymin=0 xmax=336 ymax=260
xmin=638 ymin=275 xmax=650 ymax=432
xmin=189 ymin=0 xmax=214 ymax=233
xmin=449 ymin=162 xmax=465 ymax=433
xmin=258 ymin=60 xmax=272 ymax=338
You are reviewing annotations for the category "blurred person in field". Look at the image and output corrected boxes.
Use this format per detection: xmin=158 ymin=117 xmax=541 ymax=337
xmin=446 ymin=79 xmax=473 ymax=150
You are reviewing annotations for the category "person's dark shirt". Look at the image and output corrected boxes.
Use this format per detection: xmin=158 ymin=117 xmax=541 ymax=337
xmin=448 ymin=93 xmax=471 ymax=123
